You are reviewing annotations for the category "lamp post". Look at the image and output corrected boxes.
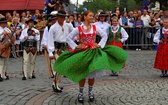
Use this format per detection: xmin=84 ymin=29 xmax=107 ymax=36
xmin=124 ymin=0 xmax=127 ymax=12
xmin=118 ymin=0 xmax=120 ymax=5
xmin=76 ymin=0 xmax=79 ymax=11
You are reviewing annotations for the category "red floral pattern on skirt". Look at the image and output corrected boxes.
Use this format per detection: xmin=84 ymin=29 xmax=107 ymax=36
xmin=107 ymin=41 xmax=125 ymax=68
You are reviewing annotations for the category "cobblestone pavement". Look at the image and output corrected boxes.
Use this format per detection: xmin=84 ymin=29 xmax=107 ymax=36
xmin=1 ymin=50 xmax=168 ymax=105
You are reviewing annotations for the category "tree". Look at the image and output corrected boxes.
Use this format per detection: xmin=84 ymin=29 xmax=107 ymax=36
xmin=78 ymin=0 xmax=118 ymax=13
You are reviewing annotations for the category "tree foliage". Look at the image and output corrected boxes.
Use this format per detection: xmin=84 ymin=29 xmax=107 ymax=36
xmin=78 ymin=0 xmax=118 ymax=13
xmin=77 ymin=0 xmax=167 ymax=14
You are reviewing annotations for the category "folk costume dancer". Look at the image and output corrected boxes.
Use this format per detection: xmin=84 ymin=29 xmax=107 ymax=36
xmin=153 ymin=18 xmax=168 ymax=77
xmin=107 ymin=16 xmax=129 ymax=76
xmin=41 ymin=14 xmax=57 ymax=78
xmin=20 ymin=19 xmax=40 ymax=80
xmin=47 ymin=10 xmax=74 ymax=92
xmin=0 ymin=17 xmax=15 ymax=81
xmin=53 ymin=10 xmax=128 ymax=103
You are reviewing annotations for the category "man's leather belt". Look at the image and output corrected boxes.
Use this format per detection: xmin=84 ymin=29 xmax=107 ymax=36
xmin=54 ymin=41 xmax=68 ymax=49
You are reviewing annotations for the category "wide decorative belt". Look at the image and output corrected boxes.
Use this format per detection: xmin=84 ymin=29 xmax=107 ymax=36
xmin=24 ymin=39 xmax=37 ymax=47
xmin=54 ymin=41 xmax=68 ymax=50
xmin=68 ymin=43 xmax=98 ymax=53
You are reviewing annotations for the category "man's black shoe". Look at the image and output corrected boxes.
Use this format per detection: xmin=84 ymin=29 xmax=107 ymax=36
xmin=0 ymin=77 xmax=3 ymax=82
xmin=22 ymin=77 xmax=27 ymax=80
xmin=5 ymin=76 xmax=9 ymax=80
xmin=51 ymin=75 xmax=54 ymax=78
xmin=32 ymin=75 xmax=36 ymax=79
xmin=60 ymin=87 xmax=63 ymax=90
xmin=52 ymin=85 xmax=62 ymax=92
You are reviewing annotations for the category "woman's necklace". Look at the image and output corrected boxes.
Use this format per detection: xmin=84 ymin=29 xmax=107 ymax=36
xmin=82 ymin=25 xmax=91 ymax=33
xmin=112 ymin=26 xmax=118 ymax=32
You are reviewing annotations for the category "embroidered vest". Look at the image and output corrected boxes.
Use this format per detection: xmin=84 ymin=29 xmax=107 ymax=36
xmin=78 ymin=25 xmax=97 ymax=46
xmin=108 ymin=26 xmax=121 ymax=42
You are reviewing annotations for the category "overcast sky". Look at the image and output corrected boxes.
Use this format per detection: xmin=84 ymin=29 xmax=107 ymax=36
xmin=70 ymin=0 xmax=85 ymax=5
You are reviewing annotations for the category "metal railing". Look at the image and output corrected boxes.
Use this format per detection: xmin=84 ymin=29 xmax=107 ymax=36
xmin=11 ymin=27 xmax=159 ymax=57
xmin=122 ymin=27 xmax=159 ymax=50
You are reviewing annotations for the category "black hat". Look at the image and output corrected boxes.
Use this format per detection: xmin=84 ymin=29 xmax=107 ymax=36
xmin=99 ymin=12 xmax=107 ymax=17
xmin=48 ymin=15 xmax=57 ymax=22
xmin=111 ymin=14 xmax=117 ymax=18
xmin=26 ymin=19 xmax=37 ymax=24
xmin=57 ymin=10 xmax=66 ymax=17
xmin=0 ymin=17 xmax=8 ymax=23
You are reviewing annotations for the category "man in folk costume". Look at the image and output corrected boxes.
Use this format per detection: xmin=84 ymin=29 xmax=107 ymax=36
xmin=47 ymin=10 xmax=74 ymax=92
xmin=94 ymin=12 xmax=111 ymax=43
xmin=20 ymin=19 xmax=40 ymax=80
xmin=0 ymin=16 xmax=15 ymax=81
xmin=41 ymin=12 xmax=57 ymax=78
xmin=153 ymin=17 xmax=168 ymax=77
xmin=107 ymin=16 xmax=129 ymax=76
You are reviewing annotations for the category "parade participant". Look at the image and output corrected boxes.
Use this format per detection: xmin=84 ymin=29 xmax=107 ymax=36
xmin=20 ymin=19 xmax=40 ymax=80
xmin=10 ymin=17 xmax=22 ymax=57
xmin=95 ymin=12 xmax=111 ymax=43
xmin=53 ymin=10 xmax=128 ymax=103
xmin=107 ymin=16 xmax=129 ymax=76
xmin=36 ymin=15 xmax=47 ymax=55
xmin=0 ymin=16 xmax=15 ymax=81
xmin=153 ymin=18 xmax=168 ymax=77
xmin=41 ymin=14 xmax=57 ymax=78
xmin=47 ymin=10 xmax=74 ymax=92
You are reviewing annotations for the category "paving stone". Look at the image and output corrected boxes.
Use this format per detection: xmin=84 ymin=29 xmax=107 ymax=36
xmin=2 ymin=51 xmax=168 ymax=105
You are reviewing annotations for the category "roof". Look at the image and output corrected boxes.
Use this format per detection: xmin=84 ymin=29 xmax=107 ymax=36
xmin=0 ymin=0 xmax=46 ymax=10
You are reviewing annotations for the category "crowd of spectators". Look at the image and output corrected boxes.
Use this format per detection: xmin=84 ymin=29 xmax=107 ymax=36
xmin=0 ymin=4 xmax=167 ymax=58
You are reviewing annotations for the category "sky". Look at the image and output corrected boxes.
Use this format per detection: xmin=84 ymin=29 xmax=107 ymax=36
xmin=70 ymin=0 xmax=85 ymax=5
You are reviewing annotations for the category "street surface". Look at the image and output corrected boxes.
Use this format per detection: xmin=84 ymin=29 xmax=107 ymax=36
xmin=1 ymin=50 xmax=167 ymax=105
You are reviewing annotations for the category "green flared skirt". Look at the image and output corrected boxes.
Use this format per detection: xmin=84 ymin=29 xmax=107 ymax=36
xmin=53 ymin=45 xmax=128 ymax=82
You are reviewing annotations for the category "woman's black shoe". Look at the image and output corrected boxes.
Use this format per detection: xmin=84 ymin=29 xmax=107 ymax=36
xmin=160 ymin=71 xmax=166 ymax=77
xmin=110 ymin=71 xmax=118 ymax=76
xmin=160 ymin=74 xmax=165 ymax=77
xmin=114 ymin=72 xmax=118 ymax=76
xmin=89 ymin=92 xmax=94 ymax=102
xmin=78 ymin=93 xmax=84 ymax=103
